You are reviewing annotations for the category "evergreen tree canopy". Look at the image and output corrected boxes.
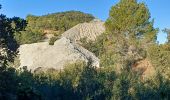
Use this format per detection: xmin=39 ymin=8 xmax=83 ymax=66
xmin=105 ymin=0 xmax=157 ymax=44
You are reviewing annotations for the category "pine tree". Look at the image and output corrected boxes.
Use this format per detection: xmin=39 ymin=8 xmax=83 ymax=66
xmin=103 ymin=0 xmax=158 ymax=68
xmin=105 ymin=0 xmax=157 ymax=45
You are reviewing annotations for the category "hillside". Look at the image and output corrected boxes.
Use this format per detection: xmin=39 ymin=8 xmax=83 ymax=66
xmin=26 ymin=11 xmax=94 ymax=34
xmin=14 ymin=11 xmax=95 ymax=44
xmin=18 ymin=20 xmax=104 ymax=72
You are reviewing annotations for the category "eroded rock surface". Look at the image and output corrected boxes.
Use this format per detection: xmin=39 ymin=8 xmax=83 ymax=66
xmin=62 ymin=20 xmax=105 ymax=42
xmin=19 ymin=37 xmax=99 ymax=71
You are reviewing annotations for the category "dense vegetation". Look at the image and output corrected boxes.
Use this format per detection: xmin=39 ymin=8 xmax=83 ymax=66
xmin=26 ymin=11 xmax=94 ymax=32
xmin=1 ymin=62 xmax=170 ymax=100
xmin=14 ymin=11 xmax=94 ymax=44
xmin=0 ymin=0 xmax=170 ymax=99
xmin=0 ymin=15 xmax=26 ymax=51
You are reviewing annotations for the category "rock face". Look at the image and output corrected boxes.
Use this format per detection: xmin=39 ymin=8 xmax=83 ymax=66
xmin=18 ymin=20 xmax=105 ymax=72
xmin=62 ymin=19 xmax=105 ymax=42
xmin=19 ymin=37 xmax=99 ymax=72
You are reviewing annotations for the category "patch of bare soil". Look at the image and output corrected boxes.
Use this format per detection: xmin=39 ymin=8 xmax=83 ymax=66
xmin=132 ymin=59 xmax=156 ymax=79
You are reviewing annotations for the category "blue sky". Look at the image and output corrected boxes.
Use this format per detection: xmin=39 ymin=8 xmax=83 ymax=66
xmin=0 ymin=0 xmax=169 ymax=43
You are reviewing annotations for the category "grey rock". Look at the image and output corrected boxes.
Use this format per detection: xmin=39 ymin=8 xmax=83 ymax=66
xmin=62 ymin=20 xmax=105 ymax=42
xmin=19 ymin=37 xmax=99 ymax=72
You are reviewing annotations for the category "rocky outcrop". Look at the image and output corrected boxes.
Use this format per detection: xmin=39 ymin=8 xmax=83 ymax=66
xmin=18 ymin=20 xmax=105 ymax=72
xmin=19 ymin=37 xmax=99 ymax=72
xmin=62 ymin=19 xmax=105 ymax=42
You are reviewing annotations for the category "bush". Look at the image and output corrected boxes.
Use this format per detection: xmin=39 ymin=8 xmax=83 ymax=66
xmin=14 ymin=29 xmax=44 ymax=44
xmin=49 ymin=37 xmax=58 ymax=45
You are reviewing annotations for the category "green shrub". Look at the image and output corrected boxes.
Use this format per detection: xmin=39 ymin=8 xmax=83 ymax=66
xmin=49 ymin=37 xmax=58 ymax=45
xmin=14 ymin=29 xmax=44 ymax=44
